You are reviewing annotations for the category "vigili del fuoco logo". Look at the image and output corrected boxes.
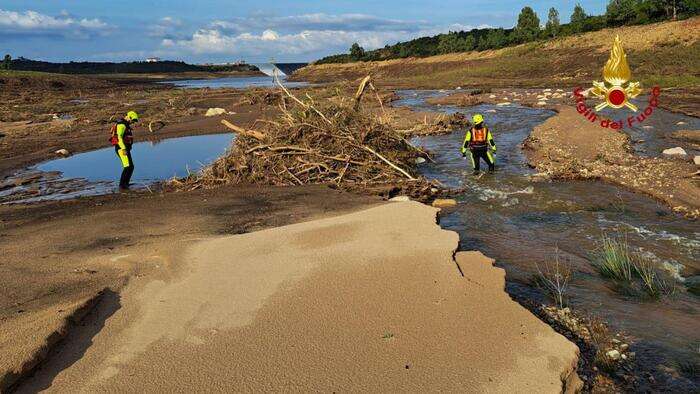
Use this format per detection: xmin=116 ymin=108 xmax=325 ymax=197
xmin=573 ymin=35 xmax=661 ymax=130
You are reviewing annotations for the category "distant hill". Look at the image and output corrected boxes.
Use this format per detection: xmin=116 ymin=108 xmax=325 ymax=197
xmin=6 ymin=58 xmax=260 ymax=75
xmin=275 ymin=63 xmax=308 ymax=75
xmin=291 ymin=17 xmax=700 ymax=89
xmin=316 ymin=2 xmax=699 ymax=64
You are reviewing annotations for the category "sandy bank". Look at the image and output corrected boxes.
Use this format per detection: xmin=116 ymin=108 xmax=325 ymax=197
xmin=21 ymin=202 xmax=580 ymax=392
xmin=0 ymin=184 xmax=375 ymax=391
xmin=524 ymin=105 xmax=700 ymax=218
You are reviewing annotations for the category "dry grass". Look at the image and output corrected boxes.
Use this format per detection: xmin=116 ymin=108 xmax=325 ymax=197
xmin=534 ymin=249 xmax=573 ymax=309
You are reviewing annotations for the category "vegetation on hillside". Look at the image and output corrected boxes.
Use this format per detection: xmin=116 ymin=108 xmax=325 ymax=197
xmin=0 ymin=57 xmax=260 ymax=75
xmin=317 ymin=0 xmax=700 ymax=64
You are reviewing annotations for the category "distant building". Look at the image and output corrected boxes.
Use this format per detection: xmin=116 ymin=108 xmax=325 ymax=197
xmin=145 ymin=57 xmax=161 ymax=63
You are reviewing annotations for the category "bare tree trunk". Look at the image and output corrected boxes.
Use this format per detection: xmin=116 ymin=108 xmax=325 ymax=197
xmin=672 ymin=0 xmax=677 ymax=20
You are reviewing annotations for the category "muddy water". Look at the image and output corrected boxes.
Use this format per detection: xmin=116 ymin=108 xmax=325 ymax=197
xmin=398 ymin=90 xmax=700 ymax=385
xmin=0 ymin=133 xmax=234 ymax=204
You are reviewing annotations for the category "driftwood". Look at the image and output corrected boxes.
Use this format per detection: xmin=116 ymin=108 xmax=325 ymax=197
xmin=173 ymin=77 xmax=441 ymax=199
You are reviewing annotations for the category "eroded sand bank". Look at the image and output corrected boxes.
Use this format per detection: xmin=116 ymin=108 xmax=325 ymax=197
xmin=21 ymin=201 xmax=580 ymax=393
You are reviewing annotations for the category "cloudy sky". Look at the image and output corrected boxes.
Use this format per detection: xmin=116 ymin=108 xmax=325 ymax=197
xmin=0 ymin=1 xmax=606 ymax=63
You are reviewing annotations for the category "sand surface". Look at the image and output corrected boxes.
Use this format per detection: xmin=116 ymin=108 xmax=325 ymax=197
xmin=18 ymin=201 xmax=579 ymax=392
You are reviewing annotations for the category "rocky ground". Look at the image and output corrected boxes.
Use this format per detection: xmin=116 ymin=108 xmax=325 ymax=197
xmin=524 ymin=105 xmax=700 ymax=219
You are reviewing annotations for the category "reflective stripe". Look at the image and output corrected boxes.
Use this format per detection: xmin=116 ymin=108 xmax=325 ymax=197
xmin=486 ymin=150 xmax=495 ymax=164
xmin=118 ymin=150 xmax=130 ymax=168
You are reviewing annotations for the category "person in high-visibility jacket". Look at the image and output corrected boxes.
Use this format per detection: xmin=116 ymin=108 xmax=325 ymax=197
xmin=461 ymin=113 xmax=496 ymax=175
xmin=110 ymin=111 xmax=138 ymax=190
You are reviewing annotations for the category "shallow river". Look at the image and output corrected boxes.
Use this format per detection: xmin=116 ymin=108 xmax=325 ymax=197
xmin=397 ymin=90 xmax=699 ymax=385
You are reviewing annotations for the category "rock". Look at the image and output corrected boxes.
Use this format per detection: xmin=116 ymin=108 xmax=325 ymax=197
xmin=389 ymin=196 xmax=410 ymax=202
xmin=543 ymin=89 xmax=552 ymax=92
xmin=489 ymin=94 xmax=497 ymax=99
xmin=415 ymin=157 xmax=426 ymax=164
xmin=537 ymin=101 xmax=547 ymax=106
xmin=496 ymin=102 xmax=511 ymax=106
xmin=432 ymin=199 xmax=457 ymax=208
xmin=620 ymin=344 xmax=629 ymax=351
xmin=694 ymin=156 xmax=700 ymax=166
xmin=55 ymin=148 xmax=71 ymax=156
xmin=676 ymin=121 xmax=687 ymax=126
xmin=606 ymin=349 xmax=621 ymax=360
xmin=456 ymin=86 xmax=462 ymax=90
xmin=662 ymin=147 xmax=687 ymax=157
xmin=685 ymin=276 xmax=700 ymax=296
xmin=205 ymin=108 xmax=227 ymax=117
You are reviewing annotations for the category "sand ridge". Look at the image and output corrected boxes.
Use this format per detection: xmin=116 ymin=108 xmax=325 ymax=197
xmin=20 ymin=201 xmax=580 ymax=393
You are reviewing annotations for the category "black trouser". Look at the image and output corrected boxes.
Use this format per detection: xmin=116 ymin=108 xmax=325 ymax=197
xmin=115 ymin=146 xmax=134 ymax=188
xmin=470 ymin=146 xmax=494 ymax=172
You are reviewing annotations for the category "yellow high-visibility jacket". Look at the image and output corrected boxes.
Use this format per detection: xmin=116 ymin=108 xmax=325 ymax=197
xmin=461 ymin=126 xmax=496 ymax=154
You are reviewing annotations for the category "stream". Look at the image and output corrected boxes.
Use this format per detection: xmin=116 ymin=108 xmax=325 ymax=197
xmin=397 ymin=90 xmax=700 ymax=387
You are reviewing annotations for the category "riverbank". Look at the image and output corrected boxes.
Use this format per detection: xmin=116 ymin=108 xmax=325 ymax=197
xmin=7 ymin=201 xmax=581 ymax=392
xmin=0 ymin=71 xmax=280 ymax=178
xmin=524 ymin=105 xmax=700 ymax=219
xmin=0 ymin=184 xmax=376 ymax=391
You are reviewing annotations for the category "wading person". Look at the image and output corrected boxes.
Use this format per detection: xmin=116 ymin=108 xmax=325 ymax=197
xmin=110 ymin=111 xmax=138 ymax=190
xmin=461 ymin=113 xmax=496 ymax=175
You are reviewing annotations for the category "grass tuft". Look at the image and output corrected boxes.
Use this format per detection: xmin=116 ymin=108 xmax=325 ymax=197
xmin=591 ymin=235 xmax=674 ymax=300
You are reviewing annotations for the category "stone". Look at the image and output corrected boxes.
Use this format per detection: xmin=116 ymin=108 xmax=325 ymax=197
xmin=415 ymin=157 xmax=426 ymax=164
xmin=694 ymin=156 xmax=700 ymax=166
xmin=389 ymin=196 xmax=410 ymax=202
xmin=456 ymin=86 xmax=462 ymax=90
xmin=620 ymin=344 xmax=629 ymax=351
xmin=685 ymin=276 xmax=700 ymax=296
xmin=537 ymin=101 xmax=547 ymax=106
xmin=432 ymin=199 xmax=457 ymax=208
xmin=205 ymin=108 xmax=227 ymax=117
xmin=496 ymin=102 xmax=511 ymax=106
xmin=55 ymin=148 xmax=70 ymax=156
xmin=606 ymin=349 xmax=621 ymax=360
xmin=489 ymin=94 xmax=497 ymax=99
xmin=662 ymin=147 xmax=687 ymax=157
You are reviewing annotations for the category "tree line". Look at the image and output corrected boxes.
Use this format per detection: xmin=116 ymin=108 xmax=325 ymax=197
xmin=0 ymin=56 xmax=259 ymax=74
xmin=317 ymin=0 xmax=699 ymax=64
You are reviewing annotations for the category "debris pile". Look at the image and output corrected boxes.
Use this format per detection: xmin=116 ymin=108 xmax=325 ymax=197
xmin=172 ymin=77 xmax=443 ymax=200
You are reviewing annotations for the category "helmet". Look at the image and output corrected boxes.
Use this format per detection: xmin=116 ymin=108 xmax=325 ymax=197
xmin=472 ymin=114 xmax=484 ymax=125
xmin=125 ymin=111 xmax=139 ymax=122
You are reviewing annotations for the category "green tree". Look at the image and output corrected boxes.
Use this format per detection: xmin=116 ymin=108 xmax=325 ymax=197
xmin=570 ymin=3 xmax=588 ymax=32
xmin=483 ymin=29 xmax=508 ymax=49
xmin=545 ymin=7 xmax=561 ymax=37
xmin=1 ymin=54 xmax=10 ymax=70
xmin=514 ymin=7 xmax=541 ymax=43
xmin=606 ymin=0 xmax=640 ymax=26
xmin=349 ymin=43 xmax=365 ymax=60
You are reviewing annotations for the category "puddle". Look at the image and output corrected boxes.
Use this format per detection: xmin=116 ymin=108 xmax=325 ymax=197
xmin=1 ymin=133 xmax=234 ymax=204
xmin=400 ymin=90 xmax=700 ymax=388
xmin=163 ymin=76 xmax=309 ymax=89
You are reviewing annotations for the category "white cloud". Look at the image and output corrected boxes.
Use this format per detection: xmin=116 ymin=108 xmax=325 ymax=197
xmin=0 ymin=9 xmax=108 ymax=38
xmin=149 ymin=16 xmax=185 ymax=38
xmin=162 ymin=13 xmax=488 ymax=60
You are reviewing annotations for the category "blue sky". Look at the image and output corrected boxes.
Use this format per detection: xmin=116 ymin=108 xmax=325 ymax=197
xmin=0 ymin=1 xmax=607 ymax=63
